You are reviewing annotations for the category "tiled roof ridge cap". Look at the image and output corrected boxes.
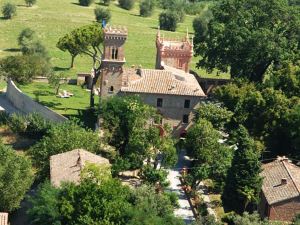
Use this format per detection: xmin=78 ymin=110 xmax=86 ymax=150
xmin=282 ymin=160 xmax=300 ymax=194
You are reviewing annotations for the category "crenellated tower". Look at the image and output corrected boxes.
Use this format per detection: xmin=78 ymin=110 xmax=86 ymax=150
xmin=100 ymin=25 xmax=128 ymax=97
xmin=155 ymin=29 xmax=193 ymax=73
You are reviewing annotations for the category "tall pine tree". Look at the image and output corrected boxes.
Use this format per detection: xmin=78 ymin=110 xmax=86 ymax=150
xmin=222 ymin=125 xmax=262 ymax=214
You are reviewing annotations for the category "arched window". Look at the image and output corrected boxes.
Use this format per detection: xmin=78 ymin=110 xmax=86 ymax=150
xmin=109 ymin=86 xmax=114 ymax=92
xmin=111 ymin=47 xmax=118 ymax=60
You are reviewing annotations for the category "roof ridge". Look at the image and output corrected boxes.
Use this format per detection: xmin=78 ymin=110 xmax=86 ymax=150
xmin=282 ymin=160 xmax=300 ymax=194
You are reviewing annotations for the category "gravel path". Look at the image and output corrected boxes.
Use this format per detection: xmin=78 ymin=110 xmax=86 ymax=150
xmin=167 ymin=149 xmax=195 ymax=224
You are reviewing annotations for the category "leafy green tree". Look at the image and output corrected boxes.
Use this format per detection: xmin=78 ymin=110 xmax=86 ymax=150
xmin=48 ymin=72 xmax=67 ymax=95
xmin=159 ymin=0 xmax=185 ymax=22
xmin=25 ymin=0 xmax=37 ymax=7
xmin=194 ymin=103 xmax=233 ymax=130
xmin=101 ymin=96 xmax=176 ymax=169
xmin=118 ymin=0 xmax=135 ymax=10
xmin=18 ymin=28 xmax=48 ymax=58
xmin=139 ymin=165 xmax=169 ymax=187
xmin=27 ymin=181 xmax=61 ymax=225
xmin=0 ymin=55 xmax=52 ymax=84
xmin=194 ymin=0 xmax=300 ymax=81
xmin=56 ymin=34 xmax=80 ymax=68
xmin=94 ymin=6 xmax=111 ymax=23
xmin=57 ymin=24 xmax=103 ymax=107
xmin=159 ymin=11 xmax=178 ymax=31
xmin=186 ymin=119 xmax=233 ymax=190
xmin=139 ymin=0 xmax=155 ymax=17
xmin=2 ymin=3 xmax=16 ymax=19
xmin=129 ymin=185 xmax=184 ymax=225
xmin=222 ymin=126 xmax=262 ymax=214
xmin=223 ymin=212 xmax=271 ymax=225
xmin=0 ymin=143 xmax=34 ymax=212
xmin=28 ymin=120 xmax=102 ymax=179
xmin=78 ymin=0 xmax=94 ymax=6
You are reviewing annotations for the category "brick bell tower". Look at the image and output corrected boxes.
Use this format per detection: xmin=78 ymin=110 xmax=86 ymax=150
xmin=155 ymin=28 xmax=193 ymax=73
xmin=100 ymin=25 xmax=128 ymax=97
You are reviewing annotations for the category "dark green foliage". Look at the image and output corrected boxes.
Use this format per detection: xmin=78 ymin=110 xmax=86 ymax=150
xmin=222 ymin=126 xmax=262 ymax=214
xmin=25 ymin=0 xmax=37 ymax=7
xmin=2 ymin=3 xmax=16 ymax=19
xmin=28 ymin=171 xmax=182 ymax=225
xmin=18 ymin=28 xmax=48 ymax=58
xmin=159 ymin=11 xmax=178 ymax=32
xmin=0 ymin=111 xmax=10 ymax=126
xmin=27 ymin=181 xmax=61 ymax=225
xmin=194 ymin=0 xmax=300 ymax=82
xmin=101 ymin=96 xmax=176 ymax=170
xmin=0 ymin=143 xmax=34 ymax=212
xmin=139 ymin=0 xmax=155 ymax=17
xmin=194 ymin=103 xmax=233 ymax=130
xmin=139 ymin=165 xmax=169 ymax=187
xmin=213 ymin=80 xmax=300 ymax=158
xmin=222 ymin=212 xmax=271 ymax=225
xmin=78 ymin=0 xmax=94 ymax=6
xmin=118 ymin=0 xmax=135 ymax=10
xmin=94 ymin=6 xmax=111 ymax=23
xmin=28 ymin=120 xmax=101 ymax=179
xmin=158 ymin=0 xmax=185 ymax=22
xmin=0 ymin=55 xmax=52 ymax=84
xmin=186 ymin=119 xmax=233 ymax=190
xmin=293 ymin=214 xmax=300 ymax=225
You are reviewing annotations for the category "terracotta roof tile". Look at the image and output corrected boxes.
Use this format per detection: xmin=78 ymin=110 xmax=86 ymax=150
xmin=50 ymin=149 xmax=110 ymax=187
xmin=261 ymin=157 xmax=300 ymax=204
xmin=121 ymin=68 xmax=206 ymax=97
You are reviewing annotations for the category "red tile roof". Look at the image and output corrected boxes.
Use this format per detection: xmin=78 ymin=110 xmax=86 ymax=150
xmin=261 ymin=157 xmax=300 ymax=204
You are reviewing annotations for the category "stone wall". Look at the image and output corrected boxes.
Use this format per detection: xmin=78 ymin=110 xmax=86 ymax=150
xmin=269 ymin=198 xmax=300 ymax=222
xmin=6 ymin=79 xmax=67 ymax=122
xmin=122 ymin=92 xmax=205 ymax=136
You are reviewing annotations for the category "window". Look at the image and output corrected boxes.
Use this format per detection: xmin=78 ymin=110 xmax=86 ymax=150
xmin=109 ymin=86 xmax=114 ymax=93
xmin=182 ymin=114 xmax=189 ymax=124
xmin=184 ymin=99 xmax=190 ymax=108
xmin=111 ymin=47 xmax=118 ymax=60
xmin=157 ymin=98 xmax=163 ymax=107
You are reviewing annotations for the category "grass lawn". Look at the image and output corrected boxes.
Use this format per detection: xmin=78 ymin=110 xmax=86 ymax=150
xmin=18 ymin=82 xmax=99 ymax=127
xmin=0 ymin=0 xmax=229 ymax=79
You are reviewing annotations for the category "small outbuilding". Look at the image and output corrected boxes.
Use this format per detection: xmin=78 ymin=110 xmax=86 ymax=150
xmin=50 ymin=149 xmax=110 ymax=187
xmin=259 ymin=156 xmax=300 ymax=222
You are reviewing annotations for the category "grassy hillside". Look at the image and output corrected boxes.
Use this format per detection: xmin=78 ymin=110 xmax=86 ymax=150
xmin=0 ymin=0 xmax=229 ymax=78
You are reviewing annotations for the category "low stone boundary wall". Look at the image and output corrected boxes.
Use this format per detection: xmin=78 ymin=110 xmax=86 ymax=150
xmin=5 ymin=79 xmax=67 ymax=122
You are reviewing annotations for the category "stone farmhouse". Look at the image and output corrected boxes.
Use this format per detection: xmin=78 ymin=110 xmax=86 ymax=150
xmin=259 ymin=156 xmax=300 ymax=222
xmin=98 ymin=26 xmax=206 ymax=136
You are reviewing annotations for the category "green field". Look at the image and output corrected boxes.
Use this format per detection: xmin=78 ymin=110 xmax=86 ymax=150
xmin=0 ymin=0 xmax=229 ymax=79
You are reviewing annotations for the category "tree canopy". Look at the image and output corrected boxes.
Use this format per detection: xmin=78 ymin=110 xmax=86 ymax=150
xmin=0 ymin=143 xmax=34 ymax=212
xmin=194 ymin=0 xmax=300 ymax=81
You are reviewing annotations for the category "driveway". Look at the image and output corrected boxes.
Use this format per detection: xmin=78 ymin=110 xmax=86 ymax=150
xmin=167 ymin=149 xmax=195 ymax=224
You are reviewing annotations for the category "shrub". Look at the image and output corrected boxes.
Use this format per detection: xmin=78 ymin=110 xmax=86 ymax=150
xmin=164 ymin=192 xmax=179 ymax=208
xmin=118 ymin=0 xmax=135 ymax=10
xmin=2 ymin=3 xmax=17 ymax=19
xmin=159 ymin=11 xmax=178 ymax=32
xmin=25 ymin=0 xmax=37 ymax=7
xmin=0 ymin=111 xmax=9 ymax=126
xmin=94 ymin=7 xmax=111 ymax=23
xmin=139 ymin=165 xmax=169 ymax=187
xmin=139 ymin=0 xmax=155 ymax=17
xmin=78 ymin=0 xmax=94 ymax=6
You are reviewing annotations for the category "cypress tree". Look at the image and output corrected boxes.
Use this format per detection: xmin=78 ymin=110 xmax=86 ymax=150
xmin=222 ymin=125 xmax=262 ymax=214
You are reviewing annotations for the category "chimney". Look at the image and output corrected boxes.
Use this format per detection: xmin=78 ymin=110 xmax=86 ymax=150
xmin=281 ymin=178 xmax=287 ymax=185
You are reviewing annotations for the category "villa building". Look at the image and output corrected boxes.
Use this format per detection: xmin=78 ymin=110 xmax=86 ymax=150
xmin=98 ymin=26 xmax=206 ymax=136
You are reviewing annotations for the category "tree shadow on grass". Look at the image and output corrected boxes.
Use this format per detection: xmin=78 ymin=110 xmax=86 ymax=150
xmin=71 ymin=2 xmax=85 ymax=6
xmin=65 ymin=108 xmax=97 ymax=129
xmin=96 ymin=2 xmax=109 ymax=6
xmin=53 ymin=66 xmax=70 ymax=72
xmin=38 ymin=100 xmax=62 ymax=108
xmin=33 ymin=90 xmax=53 ymax=97
xmin=3 ymin=48 xmax=20 ymax=52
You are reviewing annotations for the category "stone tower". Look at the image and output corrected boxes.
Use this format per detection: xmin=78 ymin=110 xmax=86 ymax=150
xmin=155 ymin=29 xmax=193 ymax=73
xmin=100 ymin=25 xmax=128 ymax=97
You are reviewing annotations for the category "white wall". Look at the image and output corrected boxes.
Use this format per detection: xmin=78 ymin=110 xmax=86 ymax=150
xmin=6 ymin=79 xmax=67 ymax=122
